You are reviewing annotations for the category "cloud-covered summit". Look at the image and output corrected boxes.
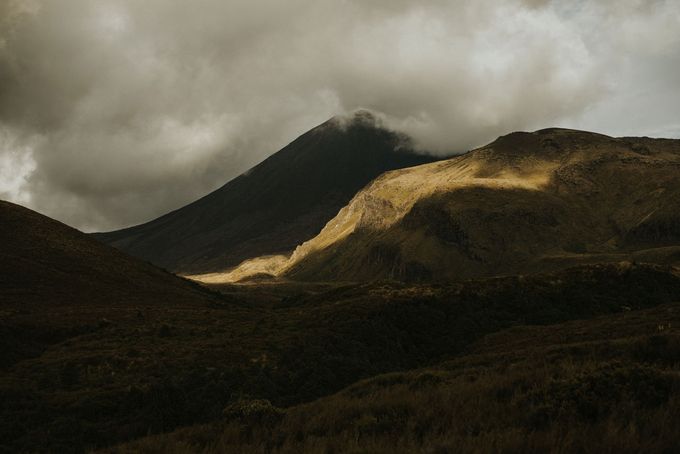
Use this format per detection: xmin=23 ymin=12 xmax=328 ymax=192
xmin=1 ymin=0 xmax=679 ymax=230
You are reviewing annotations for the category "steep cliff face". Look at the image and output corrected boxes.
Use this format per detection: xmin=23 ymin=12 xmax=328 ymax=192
xmin=94 ymin=112 xmax=438 ymax=273
xmin=204 ymin=128 xmax=680 ymax=283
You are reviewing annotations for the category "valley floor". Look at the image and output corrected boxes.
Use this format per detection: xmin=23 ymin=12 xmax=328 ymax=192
xmin=110 ymin=301 xmax=680 ymax=453
xmin=2 ymin=263 xmax=680 ymax=453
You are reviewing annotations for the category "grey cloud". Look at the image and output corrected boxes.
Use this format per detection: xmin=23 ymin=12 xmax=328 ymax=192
xmin=0 ymin=0 xmax=678 ymax=231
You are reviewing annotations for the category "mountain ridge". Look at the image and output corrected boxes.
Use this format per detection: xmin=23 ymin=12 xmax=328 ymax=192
xmin=197 ymin=128 xmax=680 ymax=283
xmin=94 ymin=112 xmax=439 ymax=273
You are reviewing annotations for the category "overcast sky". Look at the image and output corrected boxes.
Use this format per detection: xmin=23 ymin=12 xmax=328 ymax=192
xmin=1 ymin=0 xmax=679 ymax=231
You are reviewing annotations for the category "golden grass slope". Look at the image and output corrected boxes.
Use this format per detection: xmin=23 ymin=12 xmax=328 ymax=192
xmin=192 ymin=128 xmax=680 ymax=283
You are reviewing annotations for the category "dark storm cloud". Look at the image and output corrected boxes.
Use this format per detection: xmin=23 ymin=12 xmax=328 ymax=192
xmin=0 ymin=0 xmax=678 ymax=231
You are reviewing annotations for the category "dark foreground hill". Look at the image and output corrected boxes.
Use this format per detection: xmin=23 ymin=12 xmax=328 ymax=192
xmin=0 ymin=200 xmax=210 ymax=303
xmin=218 ymin=128 xmax=680 ymax=283
xmin=0 ymin=200 xmax=222 ymax=368
xmin=94 ymin=111 xmax=437 ymax=274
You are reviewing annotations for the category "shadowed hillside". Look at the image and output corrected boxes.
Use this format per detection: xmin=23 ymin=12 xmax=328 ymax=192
xmin=0 ymin=200 xmax=220 ymax=310
xmin=0 ymin=200 xmax=223 ymax=368
xmin=94 ymin=112 xmax=438 ymax=274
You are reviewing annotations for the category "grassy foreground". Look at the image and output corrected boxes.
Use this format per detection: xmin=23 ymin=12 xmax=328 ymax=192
xmin=108 ymin=300 xmax=680 ymax=453
xmin=3 ymin=263 xmax=680 ymax=452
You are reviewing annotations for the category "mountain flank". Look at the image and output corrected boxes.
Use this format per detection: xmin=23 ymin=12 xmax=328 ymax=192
xmin=0 ymin=199 xmax=220 ymax=367
xmin=94 ymin=111 xmax=438 ymax=274
xmin=205 ymin=128 xmax=680 ymax=283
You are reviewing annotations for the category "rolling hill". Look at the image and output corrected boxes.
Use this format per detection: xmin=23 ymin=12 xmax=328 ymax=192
xmin=208 ymin=128 xmax=680 ymax=283
xmin=0 ymin=200 xmax=218 ymax=307
xmin=0 ymin=199 xmax=222 ymax=367
xmin=94 ymin=111 xmax=438 ymax=274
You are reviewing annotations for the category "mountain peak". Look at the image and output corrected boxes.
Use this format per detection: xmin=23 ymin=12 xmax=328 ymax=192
xmin=484 ymin=128 xmax=617 ymax=157
xmin=323 ymin=109 xmax=382 ymax=132
xmin=349 ymin=108 xmax=379 ymax=124
xmin=95 ymin=116 xmax=439 ymax=273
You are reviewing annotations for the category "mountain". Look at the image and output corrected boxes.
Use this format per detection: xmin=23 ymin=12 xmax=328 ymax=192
xmin=0 ymin=200 xmax=215 ymax=307
xmin=0 ymin=199 xmax=219 ymax=367
xmin=94 ymin=111 xmax=438 ymax=274
xmin=211 ymin=128 xmax=680 ymax=282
